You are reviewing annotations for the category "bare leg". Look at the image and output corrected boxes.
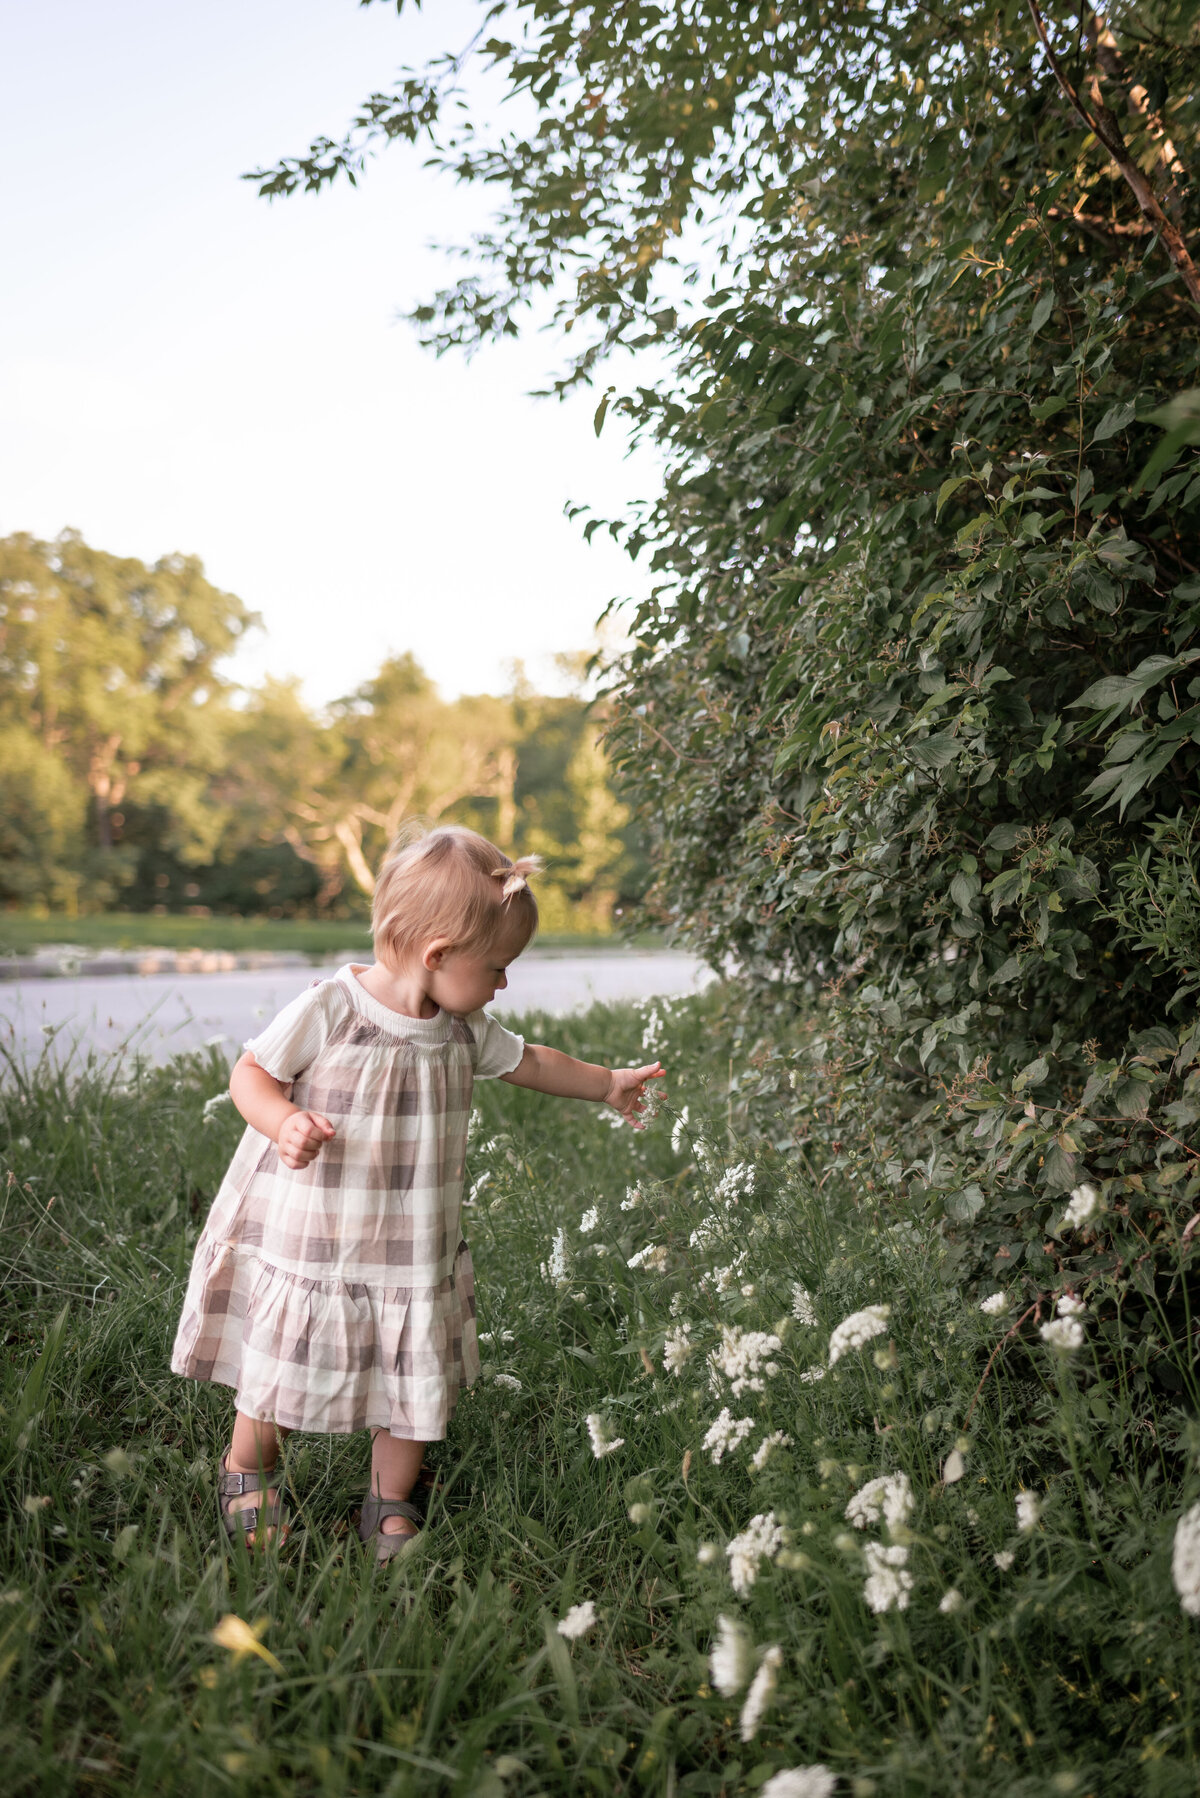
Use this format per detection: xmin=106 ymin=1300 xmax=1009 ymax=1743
xmin=370 ymin=1430 xmax=428 ymax=1537
xmin=226 ymin=1409 xmax=292 ymax=1546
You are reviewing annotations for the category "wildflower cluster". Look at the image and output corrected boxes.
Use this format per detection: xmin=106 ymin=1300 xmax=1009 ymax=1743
xmin=708 ymin=1323 xmax=783 ymax=1396
xmin=827 ymin=1303 xmax=891 ymax=1366
xmin=702 ymin=1408 xmax=755 ymax=1465
xmin=727 ymin=1511 xmax=786 ymax=1597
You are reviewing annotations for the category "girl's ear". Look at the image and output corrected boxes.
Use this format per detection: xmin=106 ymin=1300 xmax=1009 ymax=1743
xmin=422 ymin=937 xmax=455 ymax=972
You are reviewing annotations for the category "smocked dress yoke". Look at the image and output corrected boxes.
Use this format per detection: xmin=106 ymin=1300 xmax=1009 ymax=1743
xmin=170 ymin=964 xmax=524 ymax=1439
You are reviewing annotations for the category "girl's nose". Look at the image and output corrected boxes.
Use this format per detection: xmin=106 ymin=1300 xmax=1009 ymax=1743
xmin=496 ymin=972 xmax=507 ymax=990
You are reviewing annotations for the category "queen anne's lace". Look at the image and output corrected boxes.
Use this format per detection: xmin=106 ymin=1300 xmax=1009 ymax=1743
xmin=1015 ymin=1490 xmax=1042 ymax=1533
xmin=585 ymin=1413 xmax=624 ymax=1458
xmin=703 ymin=1408 xmax=755 ymax=1465
xmin=845 ymin=1471 xmax=914 ymax=1533
xmin=1062 ymin=1182 xmax=1100 ymax=1229
xmin=751 ymin=1431 xmax=793 ymax=1472
xmin=862 ymin=1540 xmax=912 ymax=1613
xmin=791 ymin=1284 xmax=818 ymax=1327
xmin=828 ymin=1303 xmax=891 ymax=1366
xmin=662 ymin=1322 xmax=693 ymax=1376
xmin=1040 ymin=1316 xmax=1084 ymax=1351
xmin=1172 ymin=1501 xmax=1200 ymax=1616
xmin=556 ymin=1600 xmax=597 ymax=1639
xmin=708 ymin=1324 xmax=783 ymax=1396
xmin=760 ymin=1771 xmax=836 ymax=1798
xmin=979 ymin=1291 xmax=1007 ymax=1315
xmin=709 ymin=1613 xmax=752 ymax=1696
xmin=727 ymin=1512 xmax=786 ymax=1597
xmin=739 ymin=1645 xmax=783 ymax=1741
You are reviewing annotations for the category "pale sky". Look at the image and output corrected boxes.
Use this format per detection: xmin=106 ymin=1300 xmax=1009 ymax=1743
xmin=0 ymin=0 xmax=661 ymax=703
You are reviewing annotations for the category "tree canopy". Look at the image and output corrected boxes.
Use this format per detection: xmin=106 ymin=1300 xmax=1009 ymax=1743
xmin=257 ymin=2 xmax=1200 ymax=1281
xmin=0 ymin=532 xmax=642 ymax=928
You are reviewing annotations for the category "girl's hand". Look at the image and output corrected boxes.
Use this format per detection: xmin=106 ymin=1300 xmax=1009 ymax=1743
xmin=604 ymin=1062 xmax=665 ymax=1130
xmin=277 ymin=1109 xmax=336 ymax=1170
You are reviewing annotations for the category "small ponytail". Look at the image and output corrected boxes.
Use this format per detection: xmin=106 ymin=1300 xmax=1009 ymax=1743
xmin=492 ymin=854 xmax=544 ymax=901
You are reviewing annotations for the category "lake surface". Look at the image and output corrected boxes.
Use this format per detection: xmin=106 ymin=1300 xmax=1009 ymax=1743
xmin=0 ymin=949 xmax=713 ymax=1070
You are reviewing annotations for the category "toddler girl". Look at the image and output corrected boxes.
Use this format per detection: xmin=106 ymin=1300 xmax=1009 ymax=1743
xmin=171 ymin=825 xmax=663 ymax=1560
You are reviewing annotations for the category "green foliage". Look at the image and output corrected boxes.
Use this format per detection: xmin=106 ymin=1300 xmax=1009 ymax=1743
xmin=3 ymin=997 xmax=1200 ymax=1791
xmin=268 ymin=2 xmax=1200 ymax=1272
xmin=0 ymin=536 xmax=642 ymax=931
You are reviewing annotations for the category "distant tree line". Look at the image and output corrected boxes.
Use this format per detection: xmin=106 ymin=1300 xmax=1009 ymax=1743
xmin=0 ymin=530 xmax=646 ymax=929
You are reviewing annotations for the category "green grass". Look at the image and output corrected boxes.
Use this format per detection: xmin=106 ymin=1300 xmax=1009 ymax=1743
xmin=1 ymin=995 xmax=1198 ymax=1795
xmin=0 ymin=914 xmax=655 ymax=960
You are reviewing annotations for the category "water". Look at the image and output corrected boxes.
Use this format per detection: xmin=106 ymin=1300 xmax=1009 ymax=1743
xmin=0 ymin=948 xmax=714 ymax=1069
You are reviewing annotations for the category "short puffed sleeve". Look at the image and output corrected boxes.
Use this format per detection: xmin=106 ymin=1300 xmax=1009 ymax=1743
xmin=467 ymin=1008 xmax=526 ymax=1080
xmin=244 ymin=980 xmax=337 ymax=1083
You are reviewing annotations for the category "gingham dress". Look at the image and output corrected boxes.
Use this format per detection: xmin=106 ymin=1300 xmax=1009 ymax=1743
xmin=170 ymin=964 xmax=524 ymax=1439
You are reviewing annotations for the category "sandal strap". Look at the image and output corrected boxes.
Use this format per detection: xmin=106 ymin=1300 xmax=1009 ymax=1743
xmin=359 ymin=1495 xmax=423 ymax=1540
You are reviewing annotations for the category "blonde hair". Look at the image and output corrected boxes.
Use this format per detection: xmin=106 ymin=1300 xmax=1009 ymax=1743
xmin=371 ymin=824 xmax=540 ymax=968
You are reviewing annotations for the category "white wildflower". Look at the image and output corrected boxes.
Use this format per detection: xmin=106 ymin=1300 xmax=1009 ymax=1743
xmin=799 ymin=1364 xmax=826 ymax=1385
xmin=1062 ymin=1182 xmax=1101 ymax=1229
xmin=696 ymin=1542 xmax=719 ymax=1566
xmin=1015 ymin=1490 xmax=1041 ymax=1534
xmin=688 ymin=1214 xmax=721 ymax=1249
xmin=993 ymin=1549 xmax=1016 ymax=1571
xmin=641 ymin=1006 xmax=665 ymax=1054
xmin=708 ymin=1324 xmax=785 ymax=1396
xmin=751 ymin=1431 xmax=793 ymax=1473
xmin=791 ymin=1284 xmax=818 ymax=1327
xmin=203 ymin=1033 xmax=229 ymax=1048
xmin=202 ymin=1092 xmax=231 ymax=1120
xmin=862 ymin=1540 xmax=913 ymax=1613
xmin=714 ymin=1163 xmax=755 ymax=1209
xmin=979 ymin=1291 xmax=1008 ymax=1316
xmin=828 ymin=1303 xmax=891 ymax=1367
xmin=556 ymin=1600 xmax=597 ymax=1639
xmin=585 ymin=1414 xmax=625 ymax=1459
xmin=1040 ymin=1316 xmax=1084 ymax=1352
xmin=760 ymin=1770 xmax=836 ymax=1798
xmin=739 ymin=1645 xmax=783 ymax=1742
xmin=1171 ymin=1501 xmax=1200 ymax=1616
xmin=627 ymin=1502 xmax=652 ymax=1525
xmin=542 ymin=1227 xmax=571 ymax=1286
xmin=938 ymin=1588 xmax=964 ymax=1614
xmin=627 ymin=1242 xmax=668 ymax=1274
xmin=579 ymin=1206 xmax=599 ymax=1234
xmin=663 ymin=1323 xmax=693 ymax=1377
xmin=702 ymin=1408 xmax=755 ymax=1465
xmin=709 ymin=1613 xmax=752 ymax=1696
xmin=727 ymin=1512 xmax=786 ymax=1597
xmin=492 ymin=1373 xmax=522 ymax=1392
xmin=1056 ymin=1293 xmax=1087 ymax=1318
xmin=712 ymin=1259 xmax=746 ymax=1295
xmin=620 ymin=1185 xmax=644 ymax=1211
xmin=740 ymin=1282 xmax=757 ymax=1298
xmin=670 ymin=1106 xmax=690 ymax=1153
xmin=845 ymin=1471 xmax=914 ymax=1533
xmin=467 ymin=1174 xmax=491 ymax=1203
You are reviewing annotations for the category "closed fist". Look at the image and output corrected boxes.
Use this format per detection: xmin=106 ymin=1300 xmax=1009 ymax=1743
xmin=277 ymin=1109 xmax=336 ymax=1170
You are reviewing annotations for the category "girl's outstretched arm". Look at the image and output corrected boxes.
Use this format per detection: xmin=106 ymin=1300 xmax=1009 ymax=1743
xmin=501 ymin=1045 xmax=665 ymax=1129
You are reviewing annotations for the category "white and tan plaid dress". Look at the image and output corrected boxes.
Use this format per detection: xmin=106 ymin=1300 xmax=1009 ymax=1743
xmin=170 ymin=964 xmax=524 ymax=1440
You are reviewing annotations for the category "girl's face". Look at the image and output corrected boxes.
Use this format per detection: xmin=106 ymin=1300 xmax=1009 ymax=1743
xmin=425 ymin=940 xmax=520 ymax=1016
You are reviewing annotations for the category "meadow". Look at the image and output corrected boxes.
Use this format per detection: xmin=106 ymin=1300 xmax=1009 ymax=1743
xmin=1 ymin=992 xmax=1197 ymax=1796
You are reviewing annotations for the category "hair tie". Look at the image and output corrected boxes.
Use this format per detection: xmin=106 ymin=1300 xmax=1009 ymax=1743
xmin=492 ymin=854 xmax=543 ymax=900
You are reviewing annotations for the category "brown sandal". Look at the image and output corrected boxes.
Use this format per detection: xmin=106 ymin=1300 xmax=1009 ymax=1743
xmin=358 ymin=1494 xmax=423 ymax=1564
xmin=217 ymin=1453 xmax=292 ymax=1547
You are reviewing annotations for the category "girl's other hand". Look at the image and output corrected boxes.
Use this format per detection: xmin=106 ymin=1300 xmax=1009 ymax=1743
xmin=277 ymin=1109 xmax=336 ymax=1170
xmin=604 ymin=1062 xmax=665 ymax=1130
